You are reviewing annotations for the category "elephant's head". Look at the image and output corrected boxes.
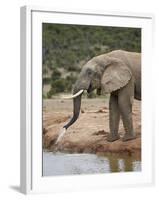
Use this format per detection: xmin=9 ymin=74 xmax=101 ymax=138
xmin=63 ymin=54 xmax=132 ymax=129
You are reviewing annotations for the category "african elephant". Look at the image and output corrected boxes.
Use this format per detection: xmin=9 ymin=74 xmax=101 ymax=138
xmin=63 ymin=50 xmax=141 ymax=142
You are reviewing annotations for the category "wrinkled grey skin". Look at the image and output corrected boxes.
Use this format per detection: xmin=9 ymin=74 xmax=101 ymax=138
xmin=63 ymin=50 xmax=141 ymax=142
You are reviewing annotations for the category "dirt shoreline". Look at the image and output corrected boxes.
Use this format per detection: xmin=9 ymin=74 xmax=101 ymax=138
xmin=43 ymin=98 xmax=141 ymax=155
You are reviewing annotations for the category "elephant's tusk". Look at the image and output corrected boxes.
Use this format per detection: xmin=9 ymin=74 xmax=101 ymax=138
xmin=61 ymin=89 xmax=84 ymax=99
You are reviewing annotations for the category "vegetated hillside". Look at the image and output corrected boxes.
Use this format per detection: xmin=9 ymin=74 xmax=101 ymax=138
xmin=42 ymin=23 xmax=141 ymax=98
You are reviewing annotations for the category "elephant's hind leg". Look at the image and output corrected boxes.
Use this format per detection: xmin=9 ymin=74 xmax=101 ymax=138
xmin=107 ymin=94 xmax=120 ymax=142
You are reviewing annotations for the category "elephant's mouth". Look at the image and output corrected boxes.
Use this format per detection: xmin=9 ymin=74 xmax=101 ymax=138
xmin=87 ymin=83 xmax=94 ymax=93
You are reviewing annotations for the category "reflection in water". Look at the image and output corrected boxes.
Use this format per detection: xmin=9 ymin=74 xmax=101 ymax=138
xmin=102 ymin=152 xmax=141 ymax=172
xmin=43 ymin=151 xmax=141 ymax=176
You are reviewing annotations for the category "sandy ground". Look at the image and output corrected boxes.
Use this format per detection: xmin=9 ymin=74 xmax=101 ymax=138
xmin=43 ymin=98 xmax=141 ymax=154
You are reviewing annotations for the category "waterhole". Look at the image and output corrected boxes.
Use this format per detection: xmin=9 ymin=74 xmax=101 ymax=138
xmin=43 ymin=151 xmax=141 ymax=176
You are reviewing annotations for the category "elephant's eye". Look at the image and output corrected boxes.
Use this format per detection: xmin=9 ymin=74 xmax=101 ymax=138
xmin=87 ymin=69 xmax=92 ymax=76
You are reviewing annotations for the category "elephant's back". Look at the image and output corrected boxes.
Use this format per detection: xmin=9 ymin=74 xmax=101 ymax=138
xmin=108 ymin=50 xmax=141 ymax=100
xmin=123 ymin=51 xmax=141 ymax=100
xmin=107 ymin=50 xmax=141 ymax=77
xmin=107 ymin=50 xmax=140 ymax=67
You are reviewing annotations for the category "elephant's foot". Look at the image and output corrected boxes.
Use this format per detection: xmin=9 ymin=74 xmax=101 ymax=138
xmin=122 ymin=134 xmax=136 ymax=142
xmin=107 ymin=134 xmax=120 ymax=142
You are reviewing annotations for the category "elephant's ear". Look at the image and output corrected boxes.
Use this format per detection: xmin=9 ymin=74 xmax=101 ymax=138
xmin=101 ymin=59 xmax=132 ymax=93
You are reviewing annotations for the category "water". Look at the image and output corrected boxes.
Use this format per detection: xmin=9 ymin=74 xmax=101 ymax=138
xmin=43 ymin=151 xmax=141 ymax=176
xmin=55 ymin=128 xmax=66 ymax=144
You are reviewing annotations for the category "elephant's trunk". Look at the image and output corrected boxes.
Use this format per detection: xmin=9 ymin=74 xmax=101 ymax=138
xmin=63 ymin=93 xmax=82 ymax=129
xmin=63 ymin=78 xmax=90 ymax=129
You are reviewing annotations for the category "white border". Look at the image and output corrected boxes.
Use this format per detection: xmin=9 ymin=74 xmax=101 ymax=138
xmin=20 ymin=6 xmax=154 ymax=194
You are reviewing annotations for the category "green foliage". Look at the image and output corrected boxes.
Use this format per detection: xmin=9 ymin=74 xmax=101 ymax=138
xmin=87 ymin=91 xmax=97 ymax=99
xmin=51 ymin=68 xmax=61 ymax=80
xmin=46 ymin=90 xmax=53 ymax=99
xmin=43 ymin=77 xmax=50 ymax=84
xmin=42 ymin=23 xmax=141 ymax=98
xmin=42 ymin=93 xmax=47 ymax=99
xmin=51 ymin=79 xmax=66 ymax=93
xmin=47 ymin=68 xmax=77 ymax=96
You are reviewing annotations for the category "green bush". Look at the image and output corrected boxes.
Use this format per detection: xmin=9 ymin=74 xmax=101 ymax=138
xmin=51 ymin=79 xmax=66 ymax=93
xmin=47 ymin=90 xmax=53 ymax=98
xmin=87 ymin=92 xmax=97 ymax=99
xmin=51 ymin=69 xmax=61 ymax=80
xmin=43 ymin=77 xmax=51 ymax=84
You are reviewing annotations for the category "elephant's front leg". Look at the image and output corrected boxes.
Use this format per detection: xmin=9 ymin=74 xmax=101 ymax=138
xmin=118 ymin=82 xmax=136 ymax=141
xmin=107 ymin=94 xmax=120 ymax=142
